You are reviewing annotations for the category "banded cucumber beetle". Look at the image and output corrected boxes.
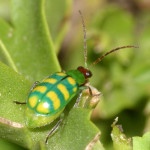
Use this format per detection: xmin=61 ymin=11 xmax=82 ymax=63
xmin=14 ymin=10 xmax=137 ymax=143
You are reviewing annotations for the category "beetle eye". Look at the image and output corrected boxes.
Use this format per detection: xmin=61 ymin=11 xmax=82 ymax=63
xmin=86 ymin=71 xmax=92 ymax=78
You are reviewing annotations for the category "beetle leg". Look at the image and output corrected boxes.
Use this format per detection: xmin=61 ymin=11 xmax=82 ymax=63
xmin=74 ymin=92 xmax=83 ymax=107
xmin=84 ymin=84 xmax=101 ymax=108
xmin=45 ymin=118 xmax=63 ymax=144
xmin=13 ymin=81 xmax=40 ymax=105
xmin=85 ymin=84 xmax=101 ymax=97
xmin=87 ymin=86 xmax=93 ymax=96
xmin=30 ymin=81 xmax=40 ymax=91
xmin=13 ymin=101 xmax=26 ymax=104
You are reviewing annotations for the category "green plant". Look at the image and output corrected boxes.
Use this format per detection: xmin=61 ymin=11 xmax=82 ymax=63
xmin=0 ymin=0 xmax=150 ymax=150
xmin=0 ymin=0 xmax=102 ymax=149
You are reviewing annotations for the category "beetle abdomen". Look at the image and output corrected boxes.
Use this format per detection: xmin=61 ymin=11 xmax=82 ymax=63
xmin=27 ymin=72 xmax=79 ymax=116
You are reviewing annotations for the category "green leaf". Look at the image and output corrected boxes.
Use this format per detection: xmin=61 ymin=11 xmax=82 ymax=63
xmin=0 ymin=0 xmax=61 ymax=82
xmin=45 ymin=0 xmax=72 ymax=53
xmin=0 ymin=62 xmax=31 ymax=120
xmin=0 ymin=62 xmax=31 ymax=148
xmin=111 ymin=118 xmax=150 ymax=150
xmin=46 ymin=108 xmax=101 ymax=150
xmin=133 ymin=132 xmax=150 ymax=150
xmin=0 ymin=139 xmax=25 ymax=150
xmin=111 ymin=118 xmax=132 ymax=150
xmin=0 ymin=19 xmax=17 ymax=71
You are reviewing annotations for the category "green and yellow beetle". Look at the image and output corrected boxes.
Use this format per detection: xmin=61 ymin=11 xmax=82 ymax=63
xmin=26 ymin=66 xmax=92 ymax=128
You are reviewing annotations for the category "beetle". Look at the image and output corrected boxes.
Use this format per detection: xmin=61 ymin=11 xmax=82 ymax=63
xmin=25 ymin=66 xmax=92 ymax=128
xmin=14 ymin=11 xmax=137 ymax=143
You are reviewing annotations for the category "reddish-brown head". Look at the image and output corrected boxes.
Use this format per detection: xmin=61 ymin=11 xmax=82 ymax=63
xmin=77 ymin=66 xmax=92 ymax=79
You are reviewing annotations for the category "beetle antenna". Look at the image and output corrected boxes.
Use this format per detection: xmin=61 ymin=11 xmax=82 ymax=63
xmin=79 ymin=10 xmax=88 ymax=68
xmin=91 ymin=45 xmax=138 ymax=66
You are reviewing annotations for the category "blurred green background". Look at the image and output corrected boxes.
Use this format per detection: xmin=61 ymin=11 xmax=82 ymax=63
xmin=0 ymin=0 xmax=150 ymax=149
